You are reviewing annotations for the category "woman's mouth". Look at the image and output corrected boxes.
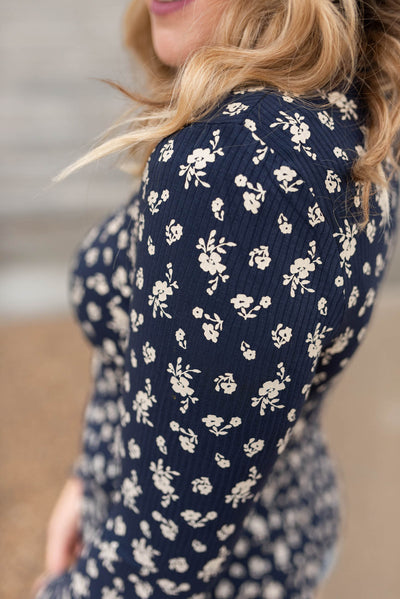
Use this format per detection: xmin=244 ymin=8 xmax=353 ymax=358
xmin=150 ymin=0 xmax=196 ymax=17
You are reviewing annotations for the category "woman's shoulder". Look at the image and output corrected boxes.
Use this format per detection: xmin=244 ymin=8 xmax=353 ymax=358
xmin=152 ymin=82 xmax=366 ymax=192
xmin=202 ymin=83 xmax=365 ymax=167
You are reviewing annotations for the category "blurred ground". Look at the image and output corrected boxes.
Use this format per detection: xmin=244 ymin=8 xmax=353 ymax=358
xmin=1 ymin=288 xmax=399 ymax=599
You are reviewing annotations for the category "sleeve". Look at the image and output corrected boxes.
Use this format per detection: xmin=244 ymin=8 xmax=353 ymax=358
xmin=36 ymin=118 xmax=347 ymax=599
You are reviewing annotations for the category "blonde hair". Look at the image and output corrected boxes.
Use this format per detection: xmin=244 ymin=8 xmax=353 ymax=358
xmin=55 ymin=0 xmax=400 ymax=230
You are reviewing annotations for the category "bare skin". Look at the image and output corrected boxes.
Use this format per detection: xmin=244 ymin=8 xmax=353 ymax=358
xmin=32 ymin=477 xmax=83 ymax=596
xmin=146 ymin=0 xmax=228 ymax=67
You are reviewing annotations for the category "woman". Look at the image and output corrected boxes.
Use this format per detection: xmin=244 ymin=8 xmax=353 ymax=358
xmin=33 ymin=1 xmax=400 ymax=598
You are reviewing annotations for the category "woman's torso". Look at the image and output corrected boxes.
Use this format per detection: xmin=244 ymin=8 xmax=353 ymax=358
xmin=67 ymin=84 xmax=399 ymax=597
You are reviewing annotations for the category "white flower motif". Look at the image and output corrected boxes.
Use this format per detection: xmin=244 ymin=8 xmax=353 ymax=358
xmin=179 ymin=130 xmax=224 ymax=189
xmin=192 ymin=306 xmax=204 ymax=319
xmin=250 ymin=363 xmax=291 ymax=416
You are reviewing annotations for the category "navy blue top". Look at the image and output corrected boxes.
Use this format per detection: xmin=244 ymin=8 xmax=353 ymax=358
xmin=36 ymin=83 xmax=399 ymax=599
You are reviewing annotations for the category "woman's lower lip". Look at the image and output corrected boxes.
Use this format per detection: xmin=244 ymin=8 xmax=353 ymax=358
xmin=150 ymin=0 xmax=196 ymax=17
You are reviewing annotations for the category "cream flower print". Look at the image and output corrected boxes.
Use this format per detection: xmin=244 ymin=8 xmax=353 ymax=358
xmin=278 ymin=212 xmax=293 ymax=234
xmin=366 ymin=219 xmax=376 ymax=244
xmin=276 ymin=427 xmax=294 ymax=455
xmin=240 ymin=340 xmax=256 ymax=360
xmin=147 ymin=189 xmax=170 ymax=215
xmin=248 ymin=244 xmax=271 ymax=270
xmin=197 ymin=546 xmax=231 ymax=583
xmin=273 ymin=165 xmax=304 ymax=193
xmin=243 ymin=438 xmax=265 ymax=458
xmin=225 ymin=465 xmax=262 ymax=508
xmin=191 ymin=477 xmax=213 ymax=495
xmin=320 ymin=326 xmax=354 ymax=365
xmin=98 ymin=541 xmax=120 ymax=573
xmin=87 ymin=301 xmax=101 ymax=321
xmin=308 ymin=202 xmax=326 ymax=227
xmin=196 ymin=229 xmax=237 ymax=295
xmin=335 ymin=275 xmax=344 ymax=287
xmin=132 ymin=377 xmax=157 ymax=427
xmin=192 ymin=306 xmax=204 ymax=319
xmin=86 ymin=272 xmax=109 ymax=295
xmin=234 ymin=174 xmax=267 ymax=214
xmin=168 ymin=557 xmax=189 ymax=573
xmin=166 ymin=356 xmax=202 ymax=414
xmin=214 ymin=372 xmax=237 ymax=395
xmin=215 ymin=453 xmax=231 ymax=468
xmin=148 ymin=262 xmax=179 ymax=318
xmin=191 ymin=539 xmax=207 ymax=552
xmin=158 ymin=139 xmax=174 ymax=162
xmin=131 ymin=537 xmax=161 ymax=576
xmin=325 ymin=170 xmax=342 ymax=193
xmin=192 ymin=305 xmax=224 ymax=342
xmin=270 ymin=111 xmax=317 ymax=160
xmin=283 ymin=240 xmax=322 ymax=297
xmin=71 ymin=572 xmax=90 ymax=597
xmin=169 ymin=420 xmax=199 ymax=453
xmin=333 ymin=219 xmax=359 ymax=277
xmin=271 ymin=323 xmax=293 ymax=348
xmin=363 ymin=261 xmax=371 ymax=275
xmin=216 ymin=523 xmax=236 ymax=541
xmin=130 ymin=308 xmax=144 ymax=333
xmin=175 ymin=328 xmax=187 ymax=349
xmin=211 ymin=197 xmax=224 ymax=221
xmin=317 ymin=110 xmax=335 ymax=130
xmin=156 ymin=579 xmax=191 ymax=596
xmin=142 ymin=341 xmax=156 ymax=364
xmin=201 ymin=414 xmax=242 ymax=436
xmin=326 ymin=89 xmax=358 ymax=120
xmin=84 ymin=247 xmax=99 ymax=267
xmin=244 ymin=118 xmax=274 ymax=164
xmin=230 ymin=293 xmax=271 ymax=319
xmin=348 ymin=286 xmax=360 ymax=308
xmin=375 ymin=253 xmax=384 ymax=277
xmin=147 ymin=235 xmax=155 ymax=255
xmin=149 ymin=457 xmax=180 ymax=508
xmin=121 ymin=469 xmax=143 ymax=513
xmin=318 ymin=297 xmax=328 ymax=315
xmin=152 ymin=511 xmax=179 ymax=541
xmin=155 ymin=435 xmax=168 ymax=455
xmin=165 ymin=219 xmax=183 ymax=245
xmin=375 ymin=182 xmax=391 ymax=227
xmin=135 ymin=266 xmax=144 ymax=290
xmin=333 ymin=146 xmax=349 ymax=161
xmin=138 ymin=211 xmax=145 ymax=241
xmin=222 ymin=102 xmax=249 ymax=116
xmin=358 ymin=287 xmax=376 ymax=317
xmin=305 ymin=323 xmax=334 ymax=369
xmin=179 ymin=129 xmax=224 ymax=189
xmin=56 ymin=85 xmax=396 ymax=599
xmin=111 ymin=266 xmax=131 ymax=297
xmin=128 ymin=438 xmax=141 ymax=459
xmin=251 ymin=362 xmax=291 ymax=416
xmin=180 ymin=509 xmax=218 ymax=528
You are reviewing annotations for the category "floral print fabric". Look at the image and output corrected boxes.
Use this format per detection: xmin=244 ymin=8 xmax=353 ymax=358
xmin=36 ymin=83 xmax=399 ymax=599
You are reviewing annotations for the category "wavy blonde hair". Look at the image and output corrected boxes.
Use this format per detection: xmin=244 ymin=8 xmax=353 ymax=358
xmin=56 ymin=0 xmax=400 ymax=230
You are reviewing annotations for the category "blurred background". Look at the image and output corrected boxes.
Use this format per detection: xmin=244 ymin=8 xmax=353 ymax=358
xmin=1 ymin=1 xmax=399 ymax=598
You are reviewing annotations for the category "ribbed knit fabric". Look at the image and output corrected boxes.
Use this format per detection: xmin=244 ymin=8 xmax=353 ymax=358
xmin=36 ymin=83 xmax=399 ymax=599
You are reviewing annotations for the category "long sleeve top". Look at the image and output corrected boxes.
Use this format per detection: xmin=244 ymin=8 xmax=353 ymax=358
xmin=36 ymin=82 xmax=399 ymax=599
